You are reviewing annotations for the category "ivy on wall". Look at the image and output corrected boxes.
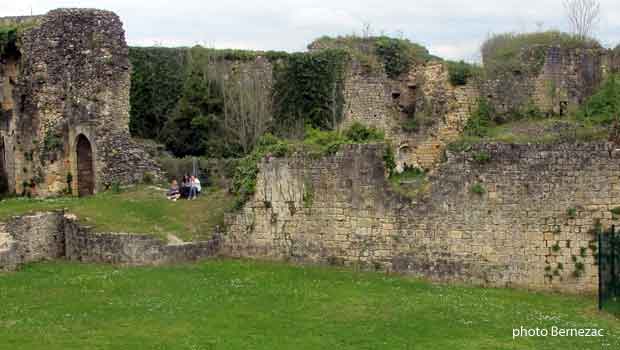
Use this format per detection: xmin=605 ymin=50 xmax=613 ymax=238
xmin=310 ymin=35 xmax=433 ymax=79
xmin=0 ymin=26 xmax=17 ymax=57
xmin=272 ymin=49 xmax=349 ymax=134
xmin=128 ymin=47 xmax=187 ymax=141
xmin=129 ymin=46 xmax=351 ymax=157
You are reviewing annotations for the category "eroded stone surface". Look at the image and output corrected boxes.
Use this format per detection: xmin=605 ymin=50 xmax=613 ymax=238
xmin=0 ymin=9 xmax=161 ymax=197
xmin=224 ymin=142 xmax=620 ymax=294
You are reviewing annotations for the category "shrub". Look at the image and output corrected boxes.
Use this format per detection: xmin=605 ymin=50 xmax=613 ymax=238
xmin=446 ymin=60 xmax=479 ymax=86
xmin=273 ymin=49 xmax=349 ymax=132
xmin=611 ymin=207 xmax=620 ymax=220
xmin=311 ymin=35 xmax=431 ymax=79
xmin=472 ymin=151 xmax=491 ymax=163
xmin=344 ymin=122 xmax=384 ymax=143
xmin=0 ymin=26 xmax=17 ymax=56
xmin=578 ymin=74 xmax=620 ymax=125
xmin=375 ymin=37 xmax=414 ymax=78
xmin=567 ymin=207 xmax=577 ymax=219
xmin=573 ymin=261 xmax=585 ymax=278
xmin=464 ymin=98 xmax=494 ymax=137
xmin=481 ymin=31 xmax=600 ymax=78
xmin=470 ymin=183 xmax=486 ymax=195
xmin=383 ymin=147 xmax=397 ymax=177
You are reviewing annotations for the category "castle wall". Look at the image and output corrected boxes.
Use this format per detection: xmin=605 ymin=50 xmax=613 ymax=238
xmin=0 ymin=211 xmax=221 ymax=271
xmin=0 ymin=9 xmax=160 ymax=197
xmin=340 ymin=60 xmax=477 ymax=171
xmin=484 ymin=46 xmax=611 ymax=118
xmin=224 ymin=143 xmax=620 ymax=294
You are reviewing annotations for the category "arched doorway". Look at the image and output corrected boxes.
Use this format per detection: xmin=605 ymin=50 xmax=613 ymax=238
xmin=76 ymin=134 xmax=94 ymax=196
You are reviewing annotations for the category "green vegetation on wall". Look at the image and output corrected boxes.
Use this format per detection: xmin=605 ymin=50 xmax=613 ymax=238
xmin=481 ymin=31 xmax=600 ymax=78
xmin=160 ymin=47 xmax=233 ymax=158
xmin=310 ymin=35 xmax=433 ymax=78
xmin=128 ymin=47 xmax=186 ymax=141
xmin=0 ymin=26 xmax=17 ymax=56
xmin=463 ymin=98 xmax=494 ymax=138
xmin=446 ymin=60 xmax=480 ymax=86
xmin=231 ymin=123 xmax=385 ymax=208
xmin=578 ymin=74 xmax=620 ymax=125
xmin=129 ymin=46 xmax=351 ymax=158
xmin=272 ymin=49 xmax=349 ymax=133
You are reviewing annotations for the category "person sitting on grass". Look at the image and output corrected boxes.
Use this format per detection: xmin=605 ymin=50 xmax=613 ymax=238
xmin=166 ymin=180 xmax=181 ymax=201
xmin=188 ymin=175 xmax=201 ymax=200
xmin=180 ymin=174 xmax=191 ymax=199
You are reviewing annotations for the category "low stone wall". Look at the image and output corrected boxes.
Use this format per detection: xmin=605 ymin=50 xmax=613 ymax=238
xmin=0 ymin=211 xmax=220 ymax=271
xmin=64 ymin=216 xmax=220 ymax=265
xmin=224 ymin=142 xmax=620 ymax=294
xmin=0 ymin=212 xmax=65 ymax=270
xmin=0 ymin=224 xmax=18 ymax=271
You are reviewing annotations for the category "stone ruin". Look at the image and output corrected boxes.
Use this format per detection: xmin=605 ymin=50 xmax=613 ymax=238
xmin=0 ymin=9 xmax=160 ymax=197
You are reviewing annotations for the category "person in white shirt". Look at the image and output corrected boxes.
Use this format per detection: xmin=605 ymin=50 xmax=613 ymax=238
xmin=189 ymin=175 xmax=201 ymax=200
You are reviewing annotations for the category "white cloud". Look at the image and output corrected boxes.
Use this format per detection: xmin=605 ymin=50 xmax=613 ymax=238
xmin=1 ymin=0 xmax=619 ymax=59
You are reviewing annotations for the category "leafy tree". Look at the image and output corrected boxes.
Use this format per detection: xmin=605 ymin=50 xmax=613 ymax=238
xmin=161 ymin=48 xmax=231 ymax=157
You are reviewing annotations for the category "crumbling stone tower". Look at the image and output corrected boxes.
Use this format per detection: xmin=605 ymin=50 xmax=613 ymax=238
xmin=0 ymin=9 xmax=159 ymax=197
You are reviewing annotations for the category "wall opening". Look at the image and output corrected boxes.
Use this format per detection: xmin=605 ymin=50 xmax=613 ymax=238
xmin=0 ymin=137 xmax=8 ymax=196
xmin=76 ymin=134 xmax=94 ymax=197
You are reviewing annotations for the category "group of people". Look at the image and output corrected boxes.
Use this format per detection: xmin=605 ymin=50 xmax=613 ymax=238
xmin=167 ymin=175 xmax=201 ymax=201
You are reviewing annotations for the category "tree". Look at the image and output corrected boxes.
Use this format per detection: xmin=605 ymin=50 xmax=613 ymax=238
xmin=563 ymin=0 xmax=601 ymax=39
xmin=218 ymin=61 xmax=274 ymax=154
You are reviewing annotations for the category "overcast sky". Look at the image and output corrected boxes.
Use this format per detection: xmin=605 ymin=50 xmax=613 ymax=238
xmin=2 ymin=0 xmax=619 ymax=61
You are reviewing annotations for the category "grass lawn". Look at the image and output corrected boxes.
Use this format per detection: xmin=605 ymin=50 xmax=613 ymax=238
xmin=0 ymin=186 xmax=235 ymax=242
xmin=0 ymin=260 xmax=618 ymax=350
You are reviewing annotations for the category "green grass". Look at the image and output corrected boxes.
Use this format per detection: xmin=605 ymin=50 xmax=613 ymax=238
xmin=450 ymin=116 xmax=608 ymax=150
xmin=0 ymin=260 xmax=618 ymax=349
xmin=389 ymin=167 xmax=429 ymax=199
xmin=0 ymin=186 xmax=235 ymax=242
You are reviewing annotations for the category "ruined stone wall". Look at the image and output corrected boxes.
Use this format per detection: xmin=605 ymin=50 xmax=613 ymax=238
xmin=484 ymin=46 xmax=611 ymax=118
xmin=64 ymin=218 xmax=221 ymax=266
xmin=0 ymin=9 xmax=161 ymax=197
xmin=224 ymin=142 xmax=620 ymax=294
xmin=0 ymin=211 xmax=221 ymax=271
xmin=340 ymin=60 xmax=477 ymax=171
xmin=0 ymin=212 xmax=65 ymax=269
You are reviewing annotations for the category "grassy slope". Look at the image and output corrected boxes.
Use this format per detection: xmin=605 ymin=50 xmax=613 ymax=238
xmin=0 ymin=186 xmax=235 ymax=242
xmin=0 ymin=260 xmax=618 ymax=350
xmin=452 ymin=116 xmax=608 ymax=148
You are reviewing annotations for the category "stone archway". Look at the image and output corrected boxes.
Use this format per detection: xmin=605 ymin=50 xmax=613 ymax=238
xmin=76 ymin=134 xmax=94 ymax=196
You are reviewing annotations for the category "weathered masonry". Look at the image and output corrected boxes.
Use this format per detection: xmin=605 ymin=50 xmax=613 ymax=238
xmin=224 ymin=143 xmax=620 ymax=294
xmin=0 ymin=9 xmax=160 ymax=197
xmin=0 ymin=211 xmax=220 ymax=271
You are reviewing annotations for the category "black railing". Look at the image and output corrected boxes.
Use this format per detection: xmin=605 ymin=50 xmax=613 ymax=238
xmin=599 ymin=225 xmax=620 ymax=315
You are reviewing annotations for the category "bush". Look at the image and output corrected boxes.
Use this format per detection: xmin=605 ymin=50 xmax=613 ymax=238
xmin=273 ymin=49 xmax=349 ymax=133
xmin=310 ymin=35 xmax=432 ymax=79
xmin=470 ymin=183 xmax=486 ymax=195
xmin=383 ymin=147 xmax=397 ymax=177
xmin=578 ymin=74 xmax=620 ymax=125
xmin=463 ymin=98 xmax=494 ymax=137
xmin=481 ymin=31 xmax=600 ymax=78
xmin=447 ymin=60 xmax=479 ymax=86
xmin=0 ymin=26 xmax=17 ymax=56
xmin=472 ymin=151 xmax=491 ymax=163
xmin=344 ymin=122 xmax=384 ymax=143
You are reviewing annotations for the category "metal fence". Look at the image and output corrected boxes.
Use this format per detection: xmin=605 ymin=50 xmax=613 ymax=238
xmin=599 ymin=225 xmax=620 ymax=315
